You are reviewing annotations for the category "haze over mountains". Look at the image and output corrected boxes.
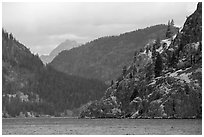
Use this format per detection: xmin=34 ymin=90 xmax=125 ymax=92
xmin=3 ymin=3 xmax=197 ymax=55
xmin=40 ymin=40 xmax=81 ymax=64
xmin=2 ymin=30 xmax=107 ymax=117
xmin=50 ymin=24 xmax=178 ymax=83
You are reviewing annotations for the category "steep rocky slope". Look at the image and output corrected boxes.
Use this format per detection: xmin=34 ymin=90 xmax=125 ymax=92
xmin=40 ymin=39 xmax=81 ymax=64
xmin=50 ymin=25 xmax=178 ymax=83
xmin=80 ymin=3 xmax=202 ymax=119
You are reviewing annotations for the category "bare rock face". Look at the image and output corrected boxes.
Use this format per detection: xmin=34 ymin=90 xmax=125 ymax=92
xmin=181 ymin=2 xmax=202 ymax=43
xmin=173 ymin=2 xmax=202 ymax=51
xmin=80 ymin=2 xmax=202 ymax=119
xmin=80 ymin=66 xmax=202 ymax=119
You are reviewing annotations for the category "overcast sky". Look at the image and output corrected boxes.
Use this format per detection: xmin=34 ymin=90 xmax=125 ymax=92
xmin=3 ymin=2 xmax=197 ymax=55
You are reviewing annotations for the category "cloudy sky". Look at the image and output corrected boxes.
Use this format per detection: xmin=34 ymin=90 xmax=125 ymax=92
xmin=3 ymin=2 xmax=197 ymax=55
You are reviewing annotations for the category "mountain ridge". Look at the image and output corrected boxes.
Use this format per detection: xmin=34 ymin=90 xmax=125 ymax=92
xmin=2 ymin=30 xmax=107 ymax=117
xmin=40 ymin=39 xmax=81 ymax=64
xmin=79 ymin=2 xmax=202 ymax=119
xmin=50 ymin=24 xmax=178 ymax=83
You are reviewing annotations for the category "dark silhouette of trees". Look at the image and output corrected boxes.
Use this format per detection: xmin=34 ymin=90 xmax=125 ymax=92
xmin=129 ymin=73 xmax=133 ymax=79
xmin=169 ymin=51 xmax=178 ymax=68
xmin=155 ymin=37 xmax=161 ymax=49
xmin=170 ymin=19 xmax=174 ymax=26
xmin=154 ymin=52 xmax=163 ymax=78
xmin=130 ymin=88 xmax=139 ymax=101
xmin=122 ymin=66 xmax=127 ymax=76
xmin=9 ymin=33 xmax=14 ymax=40
xmin=146 ymin=46 xmax=149 ymax=54
xmin=152 ymin=44 xmax=156 ymax=63
xmin=199 ymin=42 xmax=202 ymax=52
xmin=166 ymin=19 xmax=174 ymax=38
xmin=111 ymin=80 xmax=114 ymax=86
xmin=133 ymin=51 xmax=138 ymax=63
xmin=2 ymin=30 xmax=108 ymax=116
xmin=140 ymin=48 xmax=144 ymax=52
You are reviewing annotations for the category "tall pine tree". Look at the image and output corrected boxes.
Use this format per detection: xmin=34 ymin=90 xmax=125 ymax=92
xmin=155 ymin=37 xmax=161 ymax=49
xmin=152 ymin=43 xmax=156 ymax=63
xmin=122 ymin=65 xmax=127 ymax=76
xmin=166 ymin=20 xmax=173 ymax=38
xmin=169 ymin=51 xmax=177 ymax=68
xmin=170 ymin=19 xmax=174 ymax=26
xmin=154 ymin=52 xmax=163 ymax=78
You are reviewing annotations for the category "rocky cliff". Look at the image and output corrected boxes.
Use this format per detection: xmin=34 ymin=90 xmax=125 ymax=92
xmin=80 ymin=2 xmax=202 ymax=119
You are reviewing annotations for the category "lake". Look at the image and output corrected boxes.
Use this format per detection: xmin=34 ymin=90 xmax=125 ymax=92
xmin=2 ymin=118 xmax=202 ymax=135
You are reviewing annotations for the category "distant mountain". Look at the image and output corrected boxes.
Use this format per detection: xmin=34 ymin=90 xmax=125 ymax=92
xmin=80 ymin=2 xmax=202 ymax=119
xmin=2 ymin=30 xmax=107 ymax=117
xmin=40 ymin=39 xmax=81 ymax=64
xmin=50 ymin=24 xmax=178 ymax=83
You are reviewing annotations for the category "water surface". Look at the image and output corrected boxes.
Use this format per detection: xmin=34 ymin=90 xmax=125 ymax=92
xmin=2 ymin=118 xmax=202 ymax=135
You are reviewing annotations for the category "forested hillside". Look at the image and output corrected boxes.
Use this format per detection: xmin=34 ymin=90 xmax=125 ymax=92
xmin=50 ymin=24 xmax=178 ymax=83
xmin=2 ymin=30 xmax=107 ymax=117
xmin=3 ymin=2 xmax=201 ymax=119
xmin=80 ymin=2 xmax=202 ymax=119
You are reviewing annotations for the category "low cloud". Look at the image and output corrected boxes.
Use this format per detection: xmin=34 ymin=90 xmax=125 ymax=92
xmin=48 ymin=33 xmax=90 ymax=43
xmin=3 ymin=2 xmax=197 ymax=55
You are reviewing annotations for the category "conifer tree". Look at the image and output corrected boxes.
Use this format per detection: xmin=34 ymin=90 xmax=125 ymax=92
xmin=166 ymin=20 xmax=172 ymax=38
xmin=155 ymin=37 xmax=161 ymax=49
xmin=170 ymin=19 xmax=174 ymax=26
xmin=152 ymin=44 xmax=156 ymax=63
xmin=129 ymin=73 xmax=133 ymax=79
xmin=146 ymin=46 xmax=149 ymax=54
xmin=169 ymin=51 xmax=177 ymax=68
xmin=111 ymin=80 xmax=114 ymax=86
xmin=154 ymin=52 xmax=163 ymax=78
xmin=122 ymin=65 xmax=127 ymax=76
xmin=133 ymin=51 xmax=138 ymax=63
xmin=199 ymin=41 xmax=202 ymax=52
xmin=140 ymin=48 xmax=143 ymax=52
xmin=9 ymin=33 xmax=14 ymax=40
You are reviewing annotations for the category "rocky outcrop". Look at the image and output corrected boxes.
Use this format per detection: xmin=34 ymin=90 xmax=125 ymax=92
xmin=80 ymin=2 xmax=202 ymax=119
xmin=173 ymin=2 xmax=202 ymax=52
xmin=80 ymin=65 xmax=202 ymax=119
